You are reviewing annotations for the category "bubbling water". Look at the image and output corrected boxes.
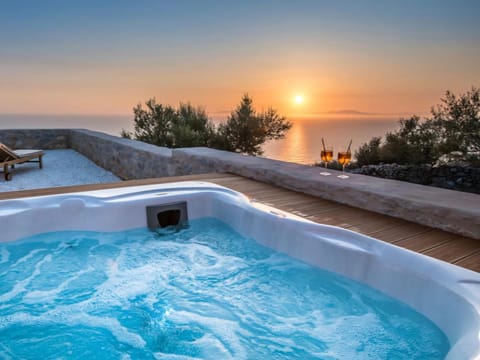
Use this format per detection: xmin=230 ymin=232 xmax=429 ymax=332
xmin=0 ymin=218 xmax=449 ymax=359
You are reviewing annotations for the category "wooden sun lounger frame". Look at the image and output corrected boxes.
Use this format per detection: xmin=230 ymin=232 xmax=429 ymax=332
xmin=0 ymin=144 xmax=43 ymax=181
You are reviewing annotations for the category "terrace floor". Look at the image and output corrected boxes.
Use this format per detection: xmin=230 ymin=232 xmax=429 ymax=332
xmin=1 ymin=172 xmax=479 ymax=273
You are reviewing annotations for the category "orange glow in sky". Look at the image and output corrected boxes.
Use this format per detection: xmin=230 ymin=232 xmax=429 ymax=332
xmin=0 ymin=1 xmax=479 ymax=118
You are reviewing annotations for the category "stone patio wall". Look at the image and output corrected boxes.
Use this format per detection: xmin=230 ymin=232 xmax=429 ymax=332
xmin=69 ymin=130 xmax=175 ymax=179
xmin=0 ymin=129 xmax=70 ymax=149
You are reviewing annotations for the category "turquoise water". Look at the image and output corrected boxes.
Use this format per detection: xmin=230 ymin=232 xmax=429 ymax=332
xmin=0 ymin=218 xmax=449 ymax=359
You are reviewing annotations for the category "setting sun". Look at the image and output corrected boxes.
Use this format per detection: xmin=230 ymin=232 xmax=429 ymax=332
xmin=294 ymin=95 xmax=304 ymax=105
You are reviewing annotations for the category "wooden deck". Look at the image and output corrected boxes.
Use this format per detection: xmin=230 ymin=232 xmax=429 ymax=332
xmin=1 ymin=173 xmax=479 ymax=272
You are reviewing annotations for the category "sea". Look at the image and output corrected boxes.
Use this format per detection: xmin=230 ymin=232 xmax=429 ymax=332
xmin=0 ymin=114 xmax=400 ymax=165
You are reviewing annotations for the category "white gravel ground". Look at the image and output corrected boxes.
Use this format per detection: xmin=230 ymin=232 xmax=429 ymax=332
xmin=0 ymin=149 xmax=121 ymax=192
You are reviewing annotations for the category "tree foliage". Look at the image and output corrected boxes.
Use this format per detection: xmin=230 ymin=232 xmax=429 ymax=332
xmin=217 ymin=94 xmax=292 ymax=155
xmin=122 ymin=94 xmax=291 ymax=155
xmin=431 ymin=88 xmax=480 ymax=155
xmin=122 ymin=99 xmax=217 ymax=148
xmin=355 ymin=137 xmax=382 ymax=165
xmin=129 ymin=99 xmax=177 ymax=147
xmin=171 ymin=103 xmax=217 ymax=147
xmin=355 ymin=88 xmax=480 ymax=166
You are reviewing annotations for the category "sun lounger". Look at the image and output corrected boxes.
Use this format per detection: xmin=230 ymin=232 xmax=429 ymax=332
xmin=0 ymin=143 xmax=44 ymax=181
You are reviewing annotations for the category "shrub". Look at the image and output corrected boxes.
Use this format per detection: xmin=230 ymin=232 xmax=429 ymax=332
xmin=122 ymin=100 xmax=215 ymax=148
xmin=123 ymin=94 xmax=291 ymax=156
xmin=170 ymin=103 xmax=216 ymax=147
xmin=124 ymin=99 xmax=177 ymax=147
xmin=431 ymin=87 xmax=480 ymax=155
xmin=355 ymin=88 xmax=480 ymax=166
xmin=355 ymin=137 xmax=381 ymax=166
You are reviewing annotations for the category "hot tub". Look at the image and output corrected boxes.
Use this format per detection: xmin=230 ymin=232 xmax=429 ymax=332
xmin=0 ymin=182 xmax=479 ymax=359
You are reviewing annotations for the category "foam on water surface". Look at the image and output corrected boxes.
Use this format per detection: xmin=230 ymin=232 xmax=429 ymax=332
xmin=0 ymin=218 xmax=449 ymax=359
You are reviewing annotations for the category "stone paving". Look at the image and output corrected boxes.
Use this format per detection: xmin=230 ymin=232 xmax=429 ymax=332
xmin=0 ymin=149 xmax=120 ymax=191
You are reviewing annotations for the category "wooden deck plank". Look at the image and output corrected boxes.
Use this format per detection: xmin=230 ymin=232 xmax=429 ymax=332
xmin=305 ymin=206 xmax=400 ymax=232
xmin=392 ymin=230 xmax=458 ymax=252
xmin=366 ymin=222 xmax=431 ymax=243
xmin=305 ymin=214 xmax=356 ymax=229
xmin=422 ymin=238 xmax=480 ymax=263
xmin=265 ymin=197 xmax=340 ymax=212
xmin=288 ymin=203 xmax=344 ymax=217
xmin=325 ymin=208 xmax=405 ymax=234
xmin=453 ymin=252 xmax=480 ymax=272
xmin=1 ymin=173 xmax=478 ymax=272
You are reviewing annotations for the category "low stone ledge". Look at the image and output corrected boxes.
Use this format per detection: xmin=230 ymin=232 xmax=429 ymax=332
xmin=0 ymin=129 xmax=69 ymax=149
xmin=69 ymin=129 xmax=174 ymax=179
xmin=173 ymin=147 xmax=480 ymax=240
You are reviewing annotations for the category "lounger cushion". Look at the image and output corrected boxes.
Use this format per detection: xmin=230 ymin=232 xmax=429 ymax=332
xmin=12 ymin=149 xmax=43 ymax=158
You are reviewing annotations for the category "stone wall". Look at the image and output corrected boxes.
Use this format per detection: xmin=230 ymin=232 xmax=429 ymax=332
xmin=0 ymin=129 xmax=70 ymax=149
xmin=351 ymin=164 xmax=480 ymax=194
xmin=69 ymin=130 xmax=175 ymax=179
xmin=1 ymin=128 xmax=479 ymax=240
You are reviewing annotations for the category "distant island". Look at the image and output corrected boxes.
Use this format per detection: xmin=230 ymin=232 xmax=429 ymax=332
xmin=326 ymin=109 xmax=377 ymax=116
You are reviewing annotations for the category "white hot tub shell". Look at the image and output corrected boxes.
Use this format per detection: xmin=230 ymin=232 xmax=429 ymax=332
xmin=0 ymin=182 xmax=479 ymax=359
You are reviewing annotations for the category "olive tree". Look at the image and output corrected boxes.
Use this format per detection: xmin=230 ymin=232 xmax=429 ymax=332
xmin=355 ymin=88 xmax=480 ymax=165
xmin=122 ymin=94 xmax=292 ymax=156
xmin=217 ymin=94 xmax=292 ymax=155
xmin=122 ymin=99 xmax=216 ymax=148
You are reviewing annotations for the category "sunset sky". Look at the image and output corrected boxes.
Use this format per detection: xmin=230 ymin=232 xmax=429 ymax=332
xmin=1 ymin=0 xmax=479 ymax=118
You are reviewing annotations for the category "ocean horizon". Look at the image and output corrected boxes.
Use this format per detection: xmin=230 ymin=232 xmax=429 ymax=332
xmin=0 ymin=114 xmax=400 ymax=165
